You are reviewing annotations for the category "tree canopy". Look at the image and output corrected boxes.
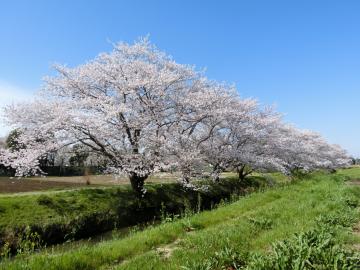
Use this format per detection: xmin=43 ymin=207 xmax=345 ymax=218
xmin=0 ymin=38 xmax=351 ymax=193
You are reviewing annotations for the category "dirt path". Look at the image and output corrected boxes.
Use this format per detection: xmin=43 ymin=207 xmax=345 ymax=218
xmin=347 ymin=179 xmax=360 ymax=185
xmin=0 ymin=185 xmax=116 ymax=197
xmin=0 ymin=173 xmax=178 ymax=195
xmin=0 ymin=178 xmax=87 ymax=194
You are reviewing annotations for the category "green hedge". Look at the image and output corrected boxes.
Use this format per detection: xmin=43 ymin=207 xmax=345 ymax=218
xmin=40 ymin=166 xmax=103 ymax=176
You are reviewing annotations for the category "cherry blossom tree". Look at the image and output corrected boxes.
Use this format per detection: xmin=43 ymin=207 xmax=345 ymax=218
xmin=199 ymin=97 xmax=259 ymax=181
xmin=0 ymin=38 xmax=351 ymax=193
xmin=200 ymin=101 xmax=284 ymax=181
xmin=0 ymin=38 xmax=214 ymax=194
xmin=168 ymin=81 xmax=243 ymax=183
xmin=201 ymin=103 xmax=350 ymax=181
xmin=271 ymin=125 xmax=351 ymax=175
xmin=228 ymin=108 xmax=285 ymax=180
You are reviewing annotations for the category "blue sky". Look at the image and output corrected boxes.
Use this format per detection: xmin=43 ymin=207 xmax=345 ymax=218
xmin=0 ymin=0 xmax=359 ymax=156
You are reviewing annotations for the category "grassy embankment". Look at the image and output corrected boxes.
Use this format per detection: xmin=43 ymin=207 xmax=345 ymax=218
xmin=1 ymin=168 xmax=359 ymax=269
xmin=0 ymin=174 xmax=269 ymax=255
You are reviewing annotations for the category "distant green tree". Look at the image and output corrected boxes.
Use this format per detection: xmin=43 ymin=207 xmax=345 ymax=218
xmin=69 ymin=145 xmax=89 ymax=167
xmin=351 ymin=157 xmax=356 ymax=165
xmin=6 ymin=129 xmax=55 ymax=167
xmin=5 ymin=129 xmax=24 ymax=151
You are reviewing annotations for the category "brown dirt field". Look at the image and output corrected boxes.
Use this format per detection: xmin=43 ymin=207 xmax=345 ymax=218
xmin=347 ymin=179 xmax=360 ymax=185
xmin=0 ymin=178 xmax=87 ymax=193
xmin=29 ymin=173 xmax=178 ymax=185
xmin=0 ymin=173 xmax=178 ymax=194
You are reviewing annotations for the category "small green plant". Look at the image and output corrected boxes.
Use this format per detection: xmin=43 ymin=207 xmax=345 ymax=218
xmin=212 ymin=246 xmax=246 ymax=269
xmin=316 ymin=211 xmax=356 ymax=228
xmin=181 ymin=246 xmax=246 ymax=270
xmin=160 ymin=202 xmax=169 ymax=223
xmin=180 ymin=216 xmax=195 ymax=232
xmin=128 ymin=225 xmax=140 ymax=236
xmin=247 ymin=230 xmax=360 ymax=270
xmin=183 ymin=198 xmax=194 ymax=218
xmin=0 ymin=242 xmax=11 ymax=259
xmin=230 ymin=192 xmax=241 ymax=204
xmin=216 ymin=198 xmax=228 ymax=209
xmin=16 ymin=226 xmax=43 ymax=255
xmin=345 ymin=198 xmax=359 ymax=208
xmin=160 ymin=202 xmax=179 ymax=224
xmin=248 ymin=217 xmax=273 ymax=230
xmin=181 ymin=260 xmax=213 ymax=270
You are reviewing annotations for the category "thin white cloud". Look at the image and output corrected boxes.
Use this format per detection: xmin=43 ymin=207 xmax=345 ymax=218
xmin=0 ymin=80 xmax=36 ymax=137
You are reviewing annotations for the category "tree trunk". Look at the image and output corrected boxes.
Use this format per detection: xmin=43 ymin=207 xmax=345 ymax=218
xmin=237 ymin=165 xmax=252 ymax=181
xmin=212 ymin=173 xmax=220 ymax=182
xmin=211 ymin=163 xmax=222 ymax=182
xmin=181 ymin=170 xmax=192 ymax=184
xmin=180 ymin=164 xmax=192 ymax=184
xmin=237 ymin=165 xmax=246 ymax=181
xmin=129 ymin=172 xmax=148 ymax=196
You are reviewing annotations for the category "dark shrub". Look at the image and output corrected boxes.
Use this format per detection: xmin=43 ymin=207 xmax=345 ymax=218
xmin=36 ymin=195 xmax=54 ymax=206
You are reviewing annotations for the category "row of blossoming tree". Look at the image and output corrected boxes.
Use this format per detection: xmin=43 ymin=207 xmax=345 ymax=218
xmin=0 ymin=39 xmax=351 ymax=194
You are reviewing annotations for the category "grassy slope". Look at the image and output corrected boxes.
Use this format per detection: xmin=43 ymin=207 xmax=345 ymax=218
xmin=0 ymin=186 xmax=126 ymax=228
xmin=1 ymin=168 xmax=359 ymax=269
xmin=0 ymin=176 xmax=264 ymax=252
xmin=0 ymin=179 xmax=260 ymax=229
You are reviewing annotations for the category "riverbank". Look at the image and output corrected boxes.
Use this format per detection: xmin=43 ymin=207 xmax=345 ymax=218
xmin=1 ymin=168 xmax=359 ymax=269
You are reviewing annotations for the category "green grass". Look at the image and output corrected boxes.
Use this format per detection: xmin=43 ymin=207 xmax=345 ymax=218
xmin=0 ymin=175 xmax=267 ymax=255
xmin=0 ymin=186 xmax=121 ymax=227
xmin=335 ymin=166 xmax=360 ymax=180
xmin=1 ymin=168 xmax=359 ymax=269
